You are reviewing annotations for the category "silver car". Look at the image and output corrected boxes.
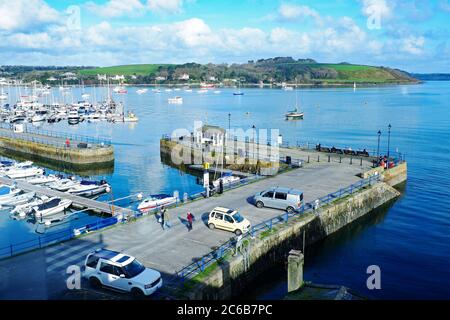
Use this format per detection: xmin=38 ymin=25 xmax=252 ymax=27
xmin=253 ymin=187 xmax=304 ymax=213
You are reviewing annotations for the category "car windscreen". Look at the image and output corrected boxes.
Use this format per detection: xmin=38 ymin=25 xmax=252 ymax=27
xmin=232 ymin=212 xmax=244 ymax=223
xmin=122 ymin=259 xmax=145 ymax=278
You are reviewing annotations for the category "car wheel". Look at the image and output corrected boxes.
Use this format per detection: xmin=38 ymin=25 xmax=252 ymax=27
xmin=234 ymin=229 xmax=242 ymax=236
xmin=208 ymin=223 xmax=215 ymax=230
xmin=131 ymin=287 xmax=145 ymax=299
xmin=286 ymin=206 xmax=295 ymax=214
xmin=89 ymin=277 xmax=102 ymax=289
xmin=256 ymin=201 xmax=264 ymax=208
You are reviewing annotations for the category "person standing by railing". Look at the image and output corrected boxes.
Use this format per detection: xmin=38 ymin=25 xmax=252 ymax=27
xmin=65 ymin=138 xmax=70 ymax=148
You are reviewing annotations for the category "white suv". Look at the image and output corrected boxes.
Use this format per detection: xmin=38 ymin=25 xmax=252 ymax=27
xmin=83 ymin=249 xmax=163 ymax=297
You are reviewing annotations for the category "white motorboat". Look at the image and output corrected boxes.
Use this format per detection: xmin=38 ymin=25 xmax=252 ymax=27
xmin=67 ymin=110 xmax=80 ymax=125
xmin=32 ymin=197 xmax=72 ymax=218
xmin=26 ymin=175 xmax=59 ymax=185
xmin=168 ymin=96 xmax=183 ymax=104
xmin=5 ymin=165 xmax=44 ymax=179
xmin=212 ymin=172 xmax=241 ymax=188
xmin=11 ymin=196 xmax=48 ymax=216
xmin=136 ymin=89 xmax=148 ymax=95
xmin=0 ymin=191 xmax=36 ymax=207
xmin=67 ymin=180 xmax=110 ymax=197
xmin=47 ymin=178 xmax=80 ymax=192
xmin=0 ymin=185 xmax=22 ymax=202
xmin=123 ymin=111 xmax=139 ymax=122
xmin=137 ymin=194 xmax=178 ymax=213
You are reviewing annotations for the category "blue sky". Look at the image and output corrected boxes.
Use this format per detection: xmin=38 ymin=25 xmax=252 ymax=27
xmin=1 ymin=0 xmax=450 ymax=72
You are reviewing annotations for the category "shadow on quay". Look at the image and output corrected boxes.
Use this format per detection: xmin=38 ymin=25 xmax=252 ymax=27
xmin=0 ymin=233 xmax=176 ymax=300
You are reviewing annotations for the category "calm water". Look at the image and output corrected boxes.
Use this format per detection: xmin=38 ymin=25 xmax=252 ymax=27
xmin=1 ymin=82 xmax=449 ymax=299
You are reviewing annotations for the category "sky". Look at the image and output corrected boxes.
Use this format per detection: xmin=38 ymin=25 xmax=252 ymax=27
xmin=0 ymin=0 xmax=450 ymax=72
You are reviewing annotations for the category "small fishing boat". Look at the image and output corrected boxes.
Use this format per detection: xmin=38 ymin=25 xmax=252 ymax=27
xmin=137 ymin=194 xmax=178 ymax=213
xmin=123 ymin=111 xmax=139 ymax=122
xmin=0 ymin=191 xmax=35 ymax=207
xmin=168 ymin=96 xmax=183 ymax=104
xmin=212 ymin=172 xmax=241 ymax=188
xmin=67 ymin=180 xmax=110 ymax=197
xmin=32 ymin=197 xmax=72 ymax=218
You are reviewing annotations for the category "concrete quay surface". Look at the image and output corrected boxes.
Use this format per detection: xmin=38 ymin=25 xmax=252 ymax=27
xmin=0 ymin=158 xmax=371 ymax=299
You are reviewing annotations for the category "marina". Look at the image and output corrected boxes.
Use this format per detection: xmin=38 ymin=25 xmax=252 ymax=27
xmin=0 ymin=82 xmax=448 ymax=301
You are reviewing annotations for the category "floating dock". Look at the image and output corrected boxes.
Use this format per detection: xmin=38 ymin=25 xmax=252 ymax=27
xmin=0 ymin=176 xmax=133 ymax=217
xmin=0 ymin=124 xmax=114 ymax=168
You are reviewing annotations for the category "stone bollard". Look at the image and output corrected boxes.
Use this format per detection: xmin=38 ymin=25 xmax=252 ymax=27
xmin=288 ymin=249 xmax=304 ymax=293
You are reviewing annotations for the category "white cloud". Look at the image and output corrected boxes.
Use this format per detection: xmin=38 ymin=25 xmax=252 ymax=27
xmin=0 ymin=0 xmax=60 ymax=32
xmin=86 ymin=0 xmax=186 ymax=17
xmin=401 ymin=36 xmax=425 ymax=55
xmin=277 ymin=3 xmax=321 ymax=23
xmin=147 ymin=0 xmax=184 ymax=13
xmin=85 ymin=0 xmax=146 ymax=18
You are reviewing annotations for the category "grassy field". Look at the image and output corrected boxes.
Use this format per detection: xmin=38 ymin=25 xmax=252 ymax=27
xmin=307 ymin=63 xmax=400 ymax=83
xmin=79 ymin=64 xmax=174 ymax=76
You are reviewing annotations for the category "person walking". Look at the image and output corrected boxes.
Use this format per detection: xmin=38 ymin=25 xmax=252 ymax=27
xmin=160 ymin=206 xmax=166 ymax=230
xmin=164 ymin=209 xmax=171 ymax=229
xmin=187 ymin=212 xmax=194 ymax=231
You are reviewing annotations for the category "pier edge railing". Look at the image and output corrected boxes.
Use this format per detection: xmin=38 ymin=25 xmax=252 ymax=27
xmin=0 ymin=122 xmax=112 ymax=148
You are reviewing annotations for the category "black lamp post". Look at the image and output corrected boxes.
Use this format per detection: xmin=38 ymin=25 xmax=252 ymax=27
xmin=228 ymin=113 xmax=231 ymax=132
xmin=387 ymin=124 xmax=392 ymax=158
xmin=377 ymin=130 xmax=381 ymax=159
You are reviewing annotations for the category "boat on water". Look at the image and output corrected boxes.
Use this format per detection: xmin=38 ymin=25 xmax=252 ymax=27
xmin=168 ymin=96 xmax=183 ymax=104
xmin=47 ymin=178 xmax=79 ymax=192
xmin=11 ymin=196 xmax=49 ymax=216
xmin=285 ymin=107 xmax=304 ymax=120
xmin=67 ymin=180 xmax=110 ymax=197
xmin=123 ymin=111 xmax=138 ymax=122
xmin=0 ymin=191 xmax=35 ymax=207
xmin=0 ymin=185 xmax=22 ymax=202
xmin=25 ymin=174 xmax=59 ymax=185
xmin=4 ymin=165 xmax=44 ymax=179
xmin=285 ymin=86 xmax=304 ymax=120
xmin=212 ymin=172 xmax=241 ymax=188
xmin=136 ymin=89 xmax=148 ymax=95
xmin=67 ymin=109 xmax=80 ymax=125
xmin=32 ymin=197 xmax=72 ymax=218
xmin=197 ymin=89 xmax=208 ymax=94
xmin=233 ymin=81 xmax=244 ymax=95
xmin=137 ymin=194 xmax=178 ymax=213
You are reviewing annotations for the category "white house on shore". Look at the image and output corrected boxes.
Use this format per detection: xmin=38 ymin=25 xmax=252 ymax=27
xmin=178 ymin=73 xmax=190 ymax=81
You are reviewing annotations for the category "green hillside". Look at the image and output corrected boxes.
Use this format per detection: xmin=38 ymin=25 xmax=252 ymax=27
xmin=75 ymin=58 xmax=418 ymax=84
xmin=79 ymin=64 xmax=174 ymax=76
xmin=306 ymin=63 xmax=404 ymax=83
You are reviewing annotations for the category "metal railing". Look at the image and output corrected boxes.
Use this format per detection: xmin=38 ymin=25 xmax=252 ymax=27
xmin=0 ymin=122 xmax=112 ymax=148
xmin=176 ymin=174 xmax=381 ymax=281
